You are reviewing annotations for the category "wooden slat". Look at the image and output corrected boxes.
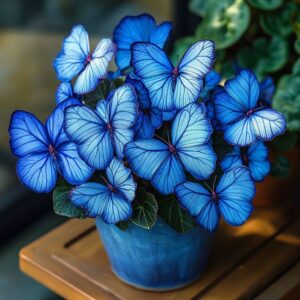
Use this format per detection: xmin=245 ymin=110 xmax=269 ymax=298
xmin=19 ymin=205 xmax=300 ymax=300
xmin=255 ymin=262 xmax=300 ymax=300
xmin=197 ymin=219 xmax=300 ymax=300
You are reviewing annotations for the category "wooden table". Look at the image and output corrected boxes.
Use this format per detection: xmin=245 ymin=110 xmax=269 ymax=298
xmin=20 ymin=204 xmax=300 ymax=300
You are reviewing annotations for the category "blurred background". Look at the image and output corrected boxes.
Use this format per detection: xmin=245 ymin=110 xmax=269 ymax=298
xmin=0 ymin=1 xmax=199 ymax=299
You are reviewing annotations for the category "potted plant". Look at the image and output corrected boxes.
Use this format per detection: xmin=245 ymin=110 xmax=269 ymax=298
xmin=177 ymin=0 xmax=300 ymax=206
xmin=8 ymin=14 xmax=286 ymax=291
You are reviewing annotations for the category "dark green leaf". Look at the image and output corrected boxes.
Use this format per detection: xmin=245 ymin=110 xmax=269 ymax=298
xmin=294 ymin=37 xmax=300 ymax=55
xmin=53 ymin=185 xmax=86 ymax=219
xmin=272 ymin=74 xmax=300 ymax=132
xmin=247 ymin=0 xmax=283 ymax=10
xmin=237 ymin=36 xmax=289 ymax=79
xmin=270 ymin=155 xmax=291 ymax=178
xmin=292 ymin=58 xmax=300 ymax=75
xmin=270 ymin=131 xmax=298 ymax=153
xmin=195 ymin=0 xmax=250 ymax=50
xmin=130 ymin=189 xmax=158 ymax=229
xmin=189 ymin=0 xmax=210 ymax=17
xmin=158 ymin=195 xmax=196 ymax=233
xmin=82 ymin=78 xmax=124 ymax=108
xmin=212 ymin=132 xmax=234 ymax=161
xmin=116 ymin=221 xmax=130 ymax=231
xmin=260 ymin=3 xmax=297 ymax=37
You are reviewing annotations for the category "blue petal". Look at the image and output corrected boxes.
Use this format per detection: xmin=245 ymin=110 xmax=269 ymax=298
xmin=131 ymin=42 xmax=174 ymax=110
xmin=125 ymin=77 xmax=151 ymax=109
xmin=74 ymin=38 xmax=116 ymax=94
xmin=70 ymin=182 xmax=132 ymax=223
xmin=106 ymin=157 xmax=136 ymax=202
xmin=225 ymin=69 xmax=260 ymax=111
xmin=53 ymin=25 xmax=89 ymax=81
xmin=174 ymin=40 xmax=215 ymax=108
xmin=220 ymin=147 xmax=243 ymax=171
xmin=247 ymin=141 xmax=270 ymax=182
xmin=64 ymin=105 xmax=113 ymax=169
xmin=175 ymin=182 xmax=219 ymax=232
xmin=135 ymin=113 xmax=155 ymax=139
xmin=107 ymin=84 xmax=137 ymax=129
xmin=125 ymin=139 xmax=169 ymax=180
xmin=172 ymin=103 xmax=212 ymax=147
xmin=17 ymin=152 xmax=57 ymax=193
xmin=217 ymin=167 xmax=255 ymax=226
xmin=57 ymin=141 xmax=94 ymax=185
xmin=178 ymin=144 xmax=216 ymax=180
xmin=113 ymin=14 xmax=172 ymax=71
xmin=214 ymin=90 xmax=245 ymax=125
xmin=224 ymin=118 xmax=257 ymax=146
xmin=250 ymin=109 xmax=286 ymax=142
xmin=55 ymin=82 xmax=74 ymax=104
xmin=151 ymin=154 xmax=186 ymax=195
xmin=172 ymin=103 xmax=216 ymax=179
xmin=9 ymin=111 xmax=49 ymax=157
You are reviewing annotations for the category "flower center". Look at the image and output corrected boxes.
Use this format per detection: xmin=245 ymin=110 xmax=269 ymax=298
xmin=168 ymin=143 xmax=176 ymax=154
xmin=172 ymin=67 xmax=179 ymax=77
xmin=86 ymin=54 xmax=92 ymax=63
xmin=49 ymin=144 xmax=57 ymax=160
xmin=242 ymin=153 xmax=249 ymax=166
xmin=107 ymin=123 xmax=113 ymax=131
xmin=246 ymin=109 xmax=253 ymax=117
xmin=212 ymin=190 xmax=218 ymax=202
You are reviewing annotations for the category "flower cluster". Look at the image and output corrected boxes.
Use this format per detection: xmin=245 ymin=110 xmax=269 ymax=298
xmin=9 ymin=14 xmax=286 ymax=232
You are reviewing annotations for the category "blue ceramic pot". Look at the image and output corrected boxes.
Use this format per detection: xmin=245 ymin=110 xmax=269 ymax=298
xmin=96 ymin=218 xmax=214 ymax=291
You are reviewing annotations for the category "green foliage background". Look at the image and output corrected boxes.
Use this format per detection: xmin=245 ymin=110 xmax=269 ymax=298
xmin=176 ymin=0 xmax=300 ymax=134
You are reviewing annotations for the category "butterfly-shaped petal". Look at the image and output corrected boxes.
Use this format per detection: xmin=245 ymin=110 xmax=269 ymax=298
xmin=74 ymin=39 xmax=116 ymax=94
xmin=216 ymin=167 xmax=255 ymax=227
xmin=53 ymin=25 xmax=116 ymax=95
xmin=9 ymin=101 xmax=93 ymax=192
xmin=125 ymin=103 xmax=216 ymax=194
xmin=70 ymin=158 xmax=136 ymax=223
xmin=126 ymin=77 xmax=162 ymax=138
xmin=131 ymin=41 xmax=215 ymax=110
xmin=113 ymin=14 xmax=172 ymax=71
xmin=176 ymin=167 xmax=255 ymax=231
xmin=215 ymin=69 xmax=286 ymax=146
xmin=56 ymin=82 xmax=76 ymax=104
xmin=221 ymin=142 xmax=270 ymax=182
xmin=65 ymin=84 xmax=137 ymax=169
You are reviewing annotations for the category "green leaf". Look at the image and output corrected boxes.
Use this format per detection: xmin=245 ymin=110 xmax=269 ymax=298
xmin=247 ymin=0 xmax=283 ymax=10
xmin=116 ymin=221 xmax=130 ymax=231
xmin=270 ymin=131 xmax=298 ymax=153
xmin=53 ymin=185 xmax=86 ymax=219
xmin=292 ymin=58 xmax=300 ymax=75
xmin=130 ymin=189 xmax=158 ymax=229
xmin=171 ymin=36 xmax=197 ymax=64
xmin=237 ymin=36 xmax=289 ymax=79
xmin=272 ymin=74 xmax=300 ymax=132
xmin=270 ymin=155 xmax=290 ymax=178
xmin=195 ymin=0 xmax=250 ymax=50
xmin=294 ymin=37 xmax=300 ymax=55
xmin=158 ymin=195 xmax=196 ymax=233
xmin=189 ymin=0 xmax=210 ymax=17
xmin=82 ymin=78 xmax=124 ymax=108
xmin=260 ymin=3 xmax=297 ymax=37
xmin=212 ymin=132 xmax=234 ymax=161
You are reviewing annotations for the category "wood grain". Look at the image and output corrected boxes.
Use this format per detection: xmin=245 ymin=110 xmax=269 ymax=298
xmin=19 ymin=205 xmax=300 ymax=300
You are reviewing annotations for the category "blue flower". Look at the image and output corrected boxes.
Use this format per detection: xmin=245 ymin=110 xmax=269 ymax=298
xmin=9 ymin=99 xmax=94 ymax=193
